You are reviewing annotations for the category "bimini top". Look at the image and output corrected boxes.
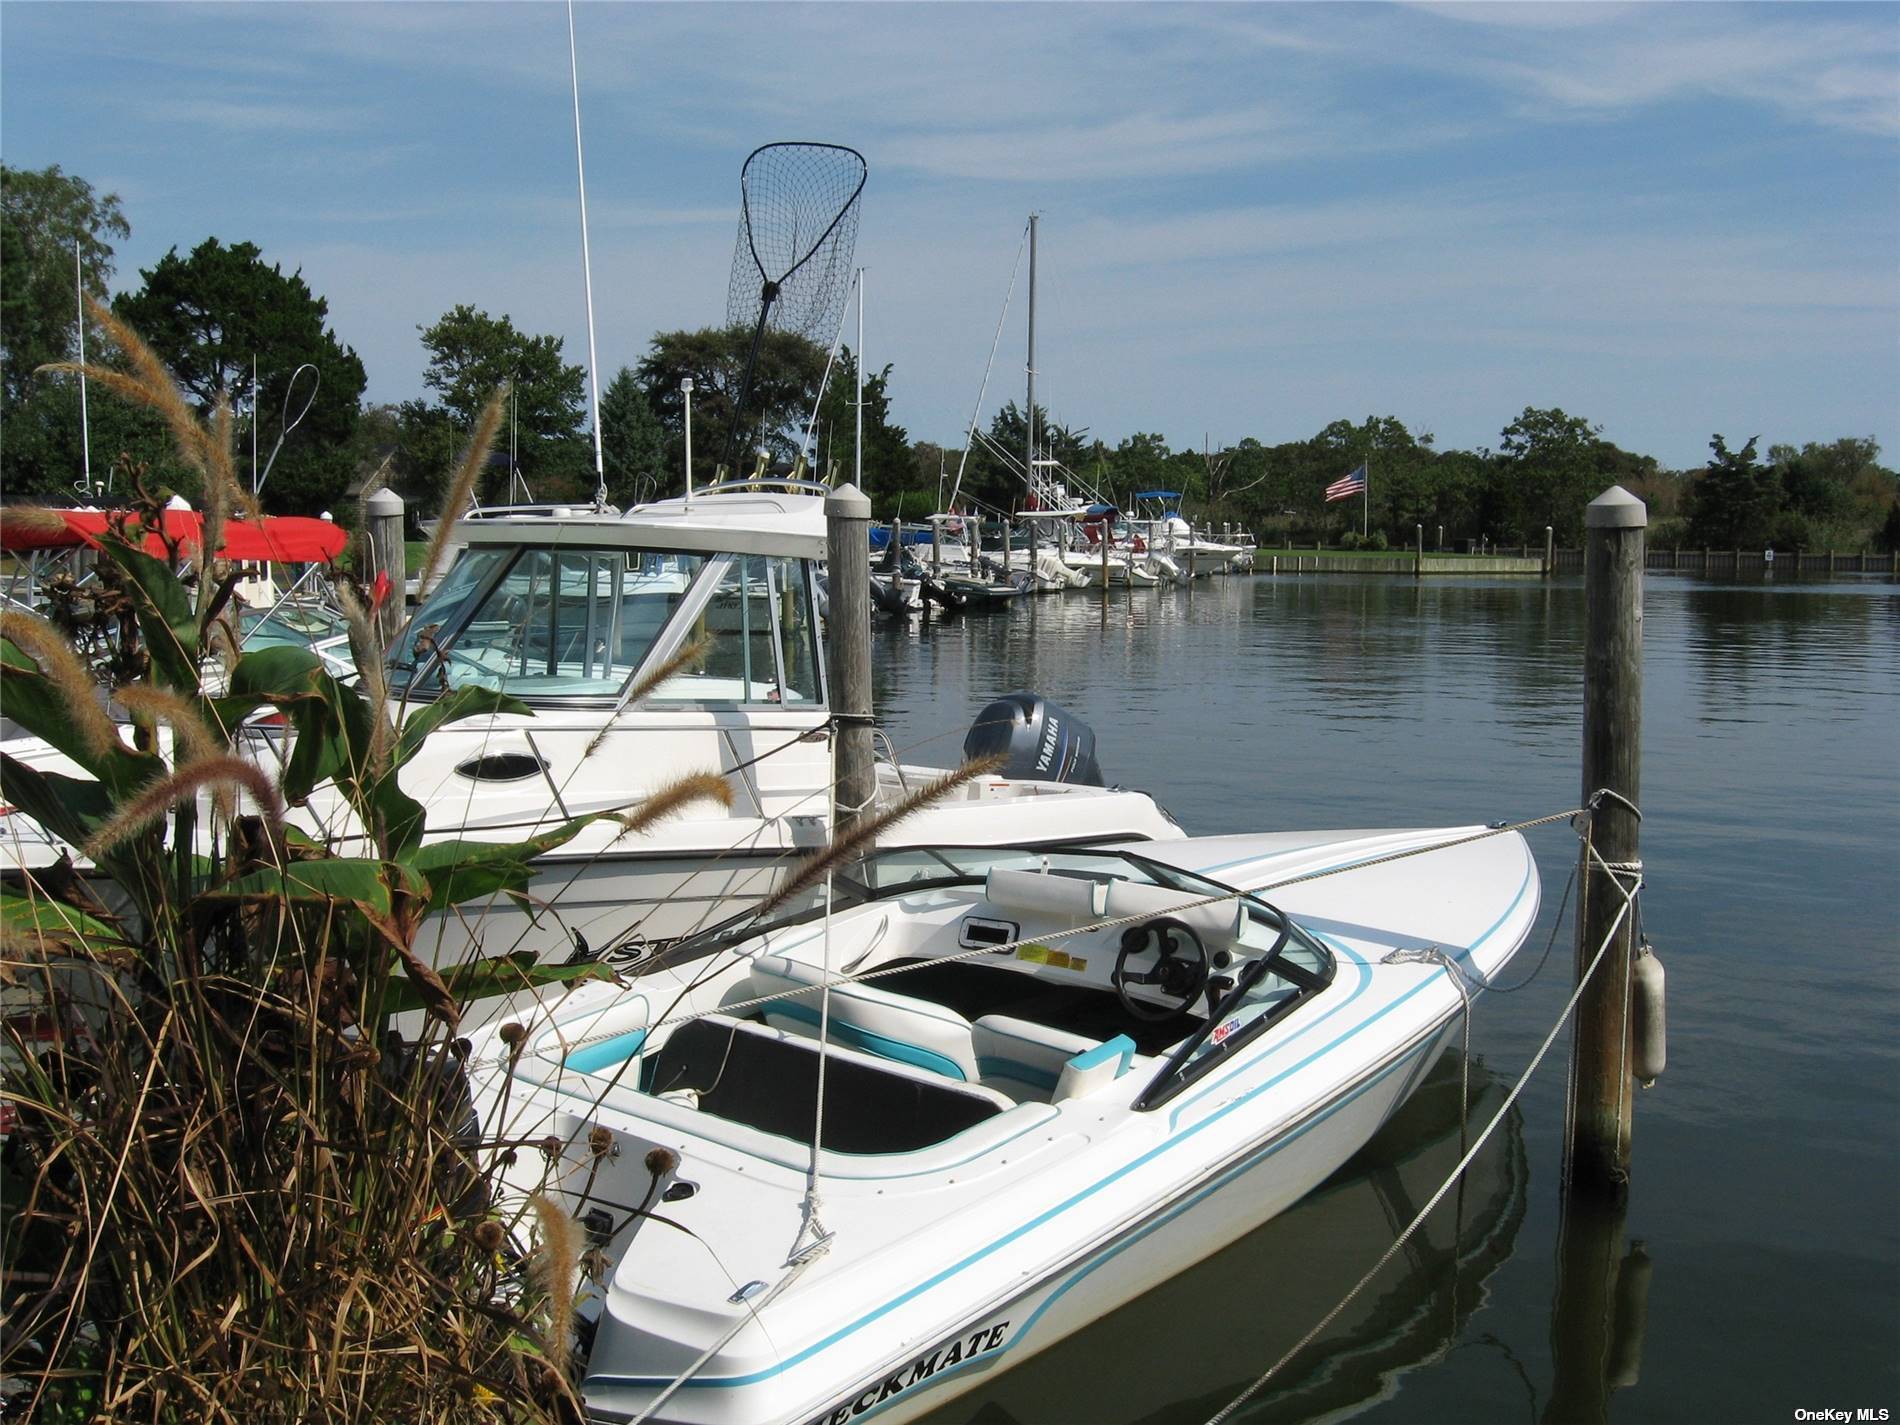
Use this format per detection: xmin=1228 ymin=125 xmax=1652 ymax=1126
xmin=0 ymin=507 xmax=349 ymax=563
xmin=460 ymin=483 xmax=829 ymax=560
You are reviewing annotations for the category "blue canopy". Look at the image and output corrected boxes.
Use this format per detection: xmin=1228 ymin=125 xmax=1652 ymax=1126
xmin=868 ymin=526 xmax=936 ymax=549
xmin=1132 ymin=490 xmax=1181 ymax=501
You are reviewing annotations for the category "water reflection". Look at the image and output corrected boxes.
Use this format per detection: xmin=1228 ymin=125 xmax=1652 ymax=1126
xmin=917 ymin=1052 xmax=1528 ymax=1425
xmin=1543 ymin=1190 xmax=1652 ymax=1424
xmin=1679 ymin=585 xmax=1895 ymax=728
xmin=875 ymin=570 xmax=1897 ymax=1422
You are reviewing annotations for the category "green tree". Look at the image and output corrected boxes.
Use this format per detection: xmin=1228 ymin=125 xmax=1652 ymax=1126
xmin=1767 ymin=437 xmax=1894 ymax=547
xmin=957 ymin=401 xmax=1088 ymax=512
xmin=1102 ymin=433 xmax=1175 ymax=505
xmin=635 ymin=326 xmax=828 ymax=488
xmin=113 ymin=238 xmax=367 ymax=514
xmin=1496 ymin=407 xmax=1604 ymax=543
xmin=813 ymin=348 xmax=910 ymax=492
xmin=600 ymin=366 xmax=668 ymax=507
xmin=416 ymin=305 xmax=589 ymax=501
xmin=0 ymin=164 xmax=138 ymax=499
xmin=0 ymin=164 xmax=129 ymax=404
xmin=1685 ymin=434 xmax=1778 ymax=548
xmin=383 ymin=398 xmax=460 ymax=512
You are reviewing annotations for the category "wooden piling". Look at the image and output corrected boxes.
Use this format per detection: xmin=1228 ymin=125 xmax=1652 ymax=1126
xmin=363 ymin=487 xmax=406 ymax=644
xmin=1569 ymin=485 xmax=1645 ymax=1197
xmin=825 ymin=484 xmax=876 ymax=846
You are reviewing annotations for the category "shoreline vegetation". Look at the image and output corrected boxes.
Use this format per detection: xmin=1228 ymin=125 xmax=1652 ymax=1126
xmin=1 ymin=323 xmax=659 ymax=1422
xmin=3 ymin=162 xmax=1895 ymax=564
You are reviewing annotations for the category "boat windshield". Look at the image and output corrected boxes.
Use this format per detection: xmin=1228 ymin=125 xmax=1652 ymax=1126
xmin=641 ymin=845 xmax=1256 ymax=974
xmin=388 ymin=546 xmax=707 ymax=701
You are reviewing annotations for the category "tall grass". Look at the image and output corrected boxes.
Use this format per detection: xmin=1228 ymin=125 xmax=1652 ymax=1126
xmin=3 ymin=334 xmax=585 ymax=1422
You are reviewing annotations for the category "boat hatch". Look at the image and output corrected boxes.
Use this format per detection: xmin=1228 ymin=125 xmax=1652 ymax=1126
xmin=386 ymin=544 xmax=822 ymax=707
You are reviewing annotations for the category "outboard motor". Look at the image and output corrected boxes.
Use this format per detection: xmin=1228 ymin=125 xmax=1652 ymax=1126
xmin=921 ymin=576 xmax=967 ymax=611
xmin=869 ymin=576 xmax=911 ymax=616
xmin=962 ymin=692 xmax=1104 ymax=786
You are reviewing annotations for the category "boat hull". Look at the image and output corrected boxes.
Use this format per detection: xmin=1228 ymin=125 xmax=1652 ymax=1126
xmin=585 ymin=1027 xmax=1451 ymax=1425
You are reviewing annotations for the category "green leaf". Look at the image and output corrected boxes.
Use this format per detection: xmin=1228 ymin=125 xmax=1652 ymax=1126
xmin=0 ymin=665 xmax=157 ymax=797
xmin=406 ymin=818 xmax=595 ymax=914
xmin=384 ymin=951 xmax=614 ymax=1016
xmin=394 ymin=686 xmax=534 ymax=768
xmin=205 ymin=857 xmax=425 ymax=915
xmin=94 ymin=534 xmax=199 ymax=690
xmin=0 ymin=887 xmax=125 ymax=956
xmin=0 ymin=752 xmax=124 ymax=853
xmin=201 ymin=645 xmax=331 ymax=746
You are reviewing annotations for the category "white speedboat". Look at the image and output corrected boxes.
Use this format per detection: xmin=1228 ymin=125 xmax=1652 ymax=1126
xmin=1130 ymin=495 xmax=1247 ymax=578
xmin=1 ymin=485 xmax=1182 ymax=983
xmin=466 ymin=821 xmax=1539 ymax=1425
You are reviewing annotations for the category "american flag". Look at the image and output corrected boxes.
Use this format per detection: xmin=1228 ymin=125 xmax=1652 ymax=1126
xmin=1325 ymin=465 xmax=1368 ymax=502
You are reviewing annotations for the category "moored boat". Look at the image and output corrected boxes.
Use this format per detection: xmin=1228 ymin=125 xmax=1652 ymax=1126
xmin=466 ymin=821 xmax=1539 ymax=1424
xmin=1 ymin=485 xmax=1183 ymax=995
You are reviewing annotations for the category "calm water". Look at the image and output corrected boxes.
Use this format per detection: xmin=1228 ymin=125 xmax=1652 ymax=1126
xmin=870 ymin=571 xmax=1900 ymax=1425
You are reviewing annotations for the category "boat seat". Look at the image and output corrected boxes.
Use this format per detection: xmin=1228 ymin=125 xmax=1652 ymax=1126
xmin=971 ymin=1013 xmax=1099 ymax=1098
xmin=1054 ymin=1034 xmax=1138 ymax=1102
xmin=748 ymin=953 xmax=982 ymax=1084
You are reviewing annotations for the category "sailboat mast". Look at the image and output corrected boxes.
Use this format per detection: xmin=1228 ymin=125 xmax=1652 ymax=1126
xmin=1024 ymin=212 xmax=1038 ymax=510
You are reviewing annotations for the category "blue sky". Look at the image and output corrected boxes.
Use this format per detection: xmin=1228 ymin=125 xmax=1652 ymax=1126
xmin=3 ymin=1 xmax=1895 ymax=471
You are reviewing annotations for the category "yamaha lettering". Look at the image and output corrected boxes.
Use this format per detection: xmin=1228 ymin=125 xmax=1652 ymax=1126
xmin=1037 ymin=716 xmax=1059 ymax=774
xmin=807 ymin=1321 xmax=1010 ymax=1425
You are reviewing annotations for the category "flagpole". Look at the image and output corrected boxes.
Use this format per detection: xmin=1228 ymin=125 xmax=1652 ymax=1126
xmin=1362 ymin=456 xmax=1369 ymax=539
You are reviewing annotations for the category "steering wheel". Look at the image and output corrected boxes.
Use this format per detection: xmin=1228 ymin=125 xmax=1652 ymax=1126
xmin=1113 ymin=917 xmax=1209 ymax=1022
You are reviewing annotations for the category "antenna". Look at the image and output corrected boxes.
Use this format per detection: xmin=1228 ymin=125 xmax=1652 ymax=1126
xmin=74 ymin=239 xmax=94 ymax=499
xmin=567 ymin=0 xmax=607 ymax=510
xmin=854 ymin=266 xmax=865 ymax=492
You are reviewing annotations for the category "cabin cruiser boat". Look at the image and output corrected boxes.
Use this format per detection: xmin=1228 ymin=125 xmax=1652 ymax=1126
xmin=1128 ymin=493 xmax=1247 ymax=579
xmin=465 ymin=821 xmax=1539 ymax=1425
xmin=1 ymin=486 xmax=1182 ymax=983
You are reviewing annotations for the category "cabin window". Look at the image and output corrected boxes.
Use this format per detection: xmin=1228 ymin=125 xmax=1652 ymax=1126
xmin=389 ymin=546 xmax=708 ymax=701
xmin=647 ymin=555 xmax=819 ymax=707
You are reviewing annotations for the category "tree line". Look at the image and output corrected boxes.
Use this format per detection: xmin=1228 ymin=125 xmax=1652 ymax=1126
xmin=5 ymin=162 xmax=1895 ymax=553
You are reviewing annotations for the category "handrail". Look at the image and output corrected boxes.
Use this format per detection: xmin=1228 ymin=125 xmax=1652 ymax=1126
xmin=690 ymin=478 xmax=833 ymax=498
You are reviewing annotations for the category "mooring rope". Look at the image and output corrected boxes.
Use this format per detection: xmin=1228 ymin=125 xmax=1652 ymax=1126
xmin=1202 ymin=821 xmax=1641 ymax=1425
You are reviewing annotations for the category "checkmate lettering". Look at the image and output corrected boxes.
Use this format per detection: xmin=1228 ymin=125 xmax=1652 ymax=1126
xmin=807 ymin=1320 xmax=1011 ymax=1425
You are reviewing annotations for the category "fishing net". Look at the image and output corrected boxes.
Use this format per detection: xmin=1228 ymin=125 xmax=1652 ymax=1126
xmin=719 ymin=144 xmax=866 ymax=472
xmin=724 ymin=143 xmax=867 ymax=342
